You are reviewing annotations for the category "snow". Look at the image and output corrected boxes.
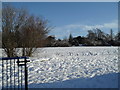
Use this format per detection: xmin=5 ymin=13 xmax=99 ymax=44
xmin=0 ymin=47 xmax=119 ymax=88
xmin=29 ymin=73 xmax=118 ymax=88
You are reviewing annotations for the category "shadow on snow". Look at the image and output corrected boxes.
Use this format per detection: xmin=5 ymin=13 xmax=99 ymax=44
xmin=28 ymin=72 xmax=119 ymax=88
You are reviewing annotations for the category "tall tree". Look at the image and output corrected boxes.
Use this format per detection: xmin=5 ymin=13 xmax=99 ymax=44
xmin=68 ymin=33 xmax=73 ymax=45
xmin=110 ymin=29 xmax=113 ymax=41
xmin=2 ymin=4 xmax=50 ymax=57
xmin=2 ymin=4 xmax=21 ymax=57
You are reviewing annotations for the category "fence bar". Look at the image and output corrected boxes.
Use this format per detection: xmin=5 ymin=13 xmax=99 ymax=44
xmin=18 ymin=58 xmax=19 ymax=90
xmin=2 ymin=59 xmax=4 ymax=89
xmin=21 ymin=66 xmax=22 ymax=89
xmin=10 ymin=59 xmax=12 ymax=88
xmin=14 ymin=59 xmax=15 ymax=90
xmin=0 ymin=57 xmax=28 ymax=60
xmin=25 ymin=58 xmax=28 ymax=90
xmin=6 ymin=60 xmax=8 ymax=89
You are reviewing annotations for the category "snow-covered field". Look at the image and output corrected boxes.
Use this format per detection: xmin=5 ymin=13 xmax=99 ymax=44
xmin=0 ymin=47 xmax=119 ymax=88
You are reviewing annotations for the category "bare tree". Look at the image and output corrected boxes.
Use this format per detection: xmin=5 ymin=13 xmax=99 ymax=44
xmin=115 ymin=32 xmax=120 ymax=41
xmin=2 ymin=5 xmax=19 ymax=57
xmin=2 ymin=4 xmax=50 ymax=57
xmin=19 ymin=16 xmax=49 ymax=56
xmin=87 ymin=30 xmax=96 ymax=40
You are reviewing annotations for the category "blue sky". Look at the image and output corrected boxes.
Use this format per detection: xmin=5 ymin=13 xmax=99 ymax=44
xmin=4 ymin=2 xmax=118 ymax=39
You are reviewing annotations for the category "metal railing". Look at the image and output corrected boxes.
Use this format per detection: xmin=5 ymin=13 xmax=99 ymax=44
xmin=0 ymin=57 xmax=30 ymax=90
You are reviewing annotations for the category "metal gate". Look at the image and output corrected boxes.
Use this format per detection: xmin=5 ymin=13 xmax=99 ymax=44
xmin=0 ymin=57 xmax=30 ymax=90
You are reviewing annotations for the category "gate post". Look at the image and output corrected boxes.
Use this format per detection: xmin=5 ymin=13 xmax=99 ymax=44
xmin=25 ymin=57 xmax=28 ymax=90
xmin=16 ymin=57 xmax=30 ymax=89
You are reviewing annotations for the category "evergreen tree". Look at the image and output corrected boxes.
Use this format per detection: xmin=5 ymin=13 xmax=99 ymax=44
xmin=110 ymin=29 xmax=113 ymax=41
xmin=68 ymin=33 xmax=73 ymax=45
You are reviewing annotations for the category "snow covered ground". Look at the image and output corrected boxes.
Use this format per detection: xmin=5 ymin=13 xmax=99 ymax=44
xmin=0 ymin=47 xmax=119 ymax=88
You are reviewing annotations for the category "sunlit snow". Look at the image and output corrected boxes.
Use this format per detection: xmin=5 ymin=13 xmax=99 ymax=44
xmin=0 ymin=47 xmax=119 ymax=88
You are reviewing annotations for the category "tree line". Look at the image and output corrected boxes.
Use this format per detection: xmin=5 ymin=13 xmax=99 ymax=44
xmin=45 ymin=28 xmax=120 ymax=47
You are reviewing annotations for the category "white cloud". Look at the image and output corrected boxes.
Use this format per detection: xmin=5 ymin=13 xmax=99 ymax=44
xmin=50 ymin=20 xmax=118 ymax=39
xmin=65 ymin=20 xmax=118 ymax=30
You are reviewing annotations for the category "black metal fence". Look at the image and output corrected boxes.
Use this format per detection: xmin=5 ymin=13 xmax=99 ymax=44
xmin=0 ymin=57 xmax=30 ymax=90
